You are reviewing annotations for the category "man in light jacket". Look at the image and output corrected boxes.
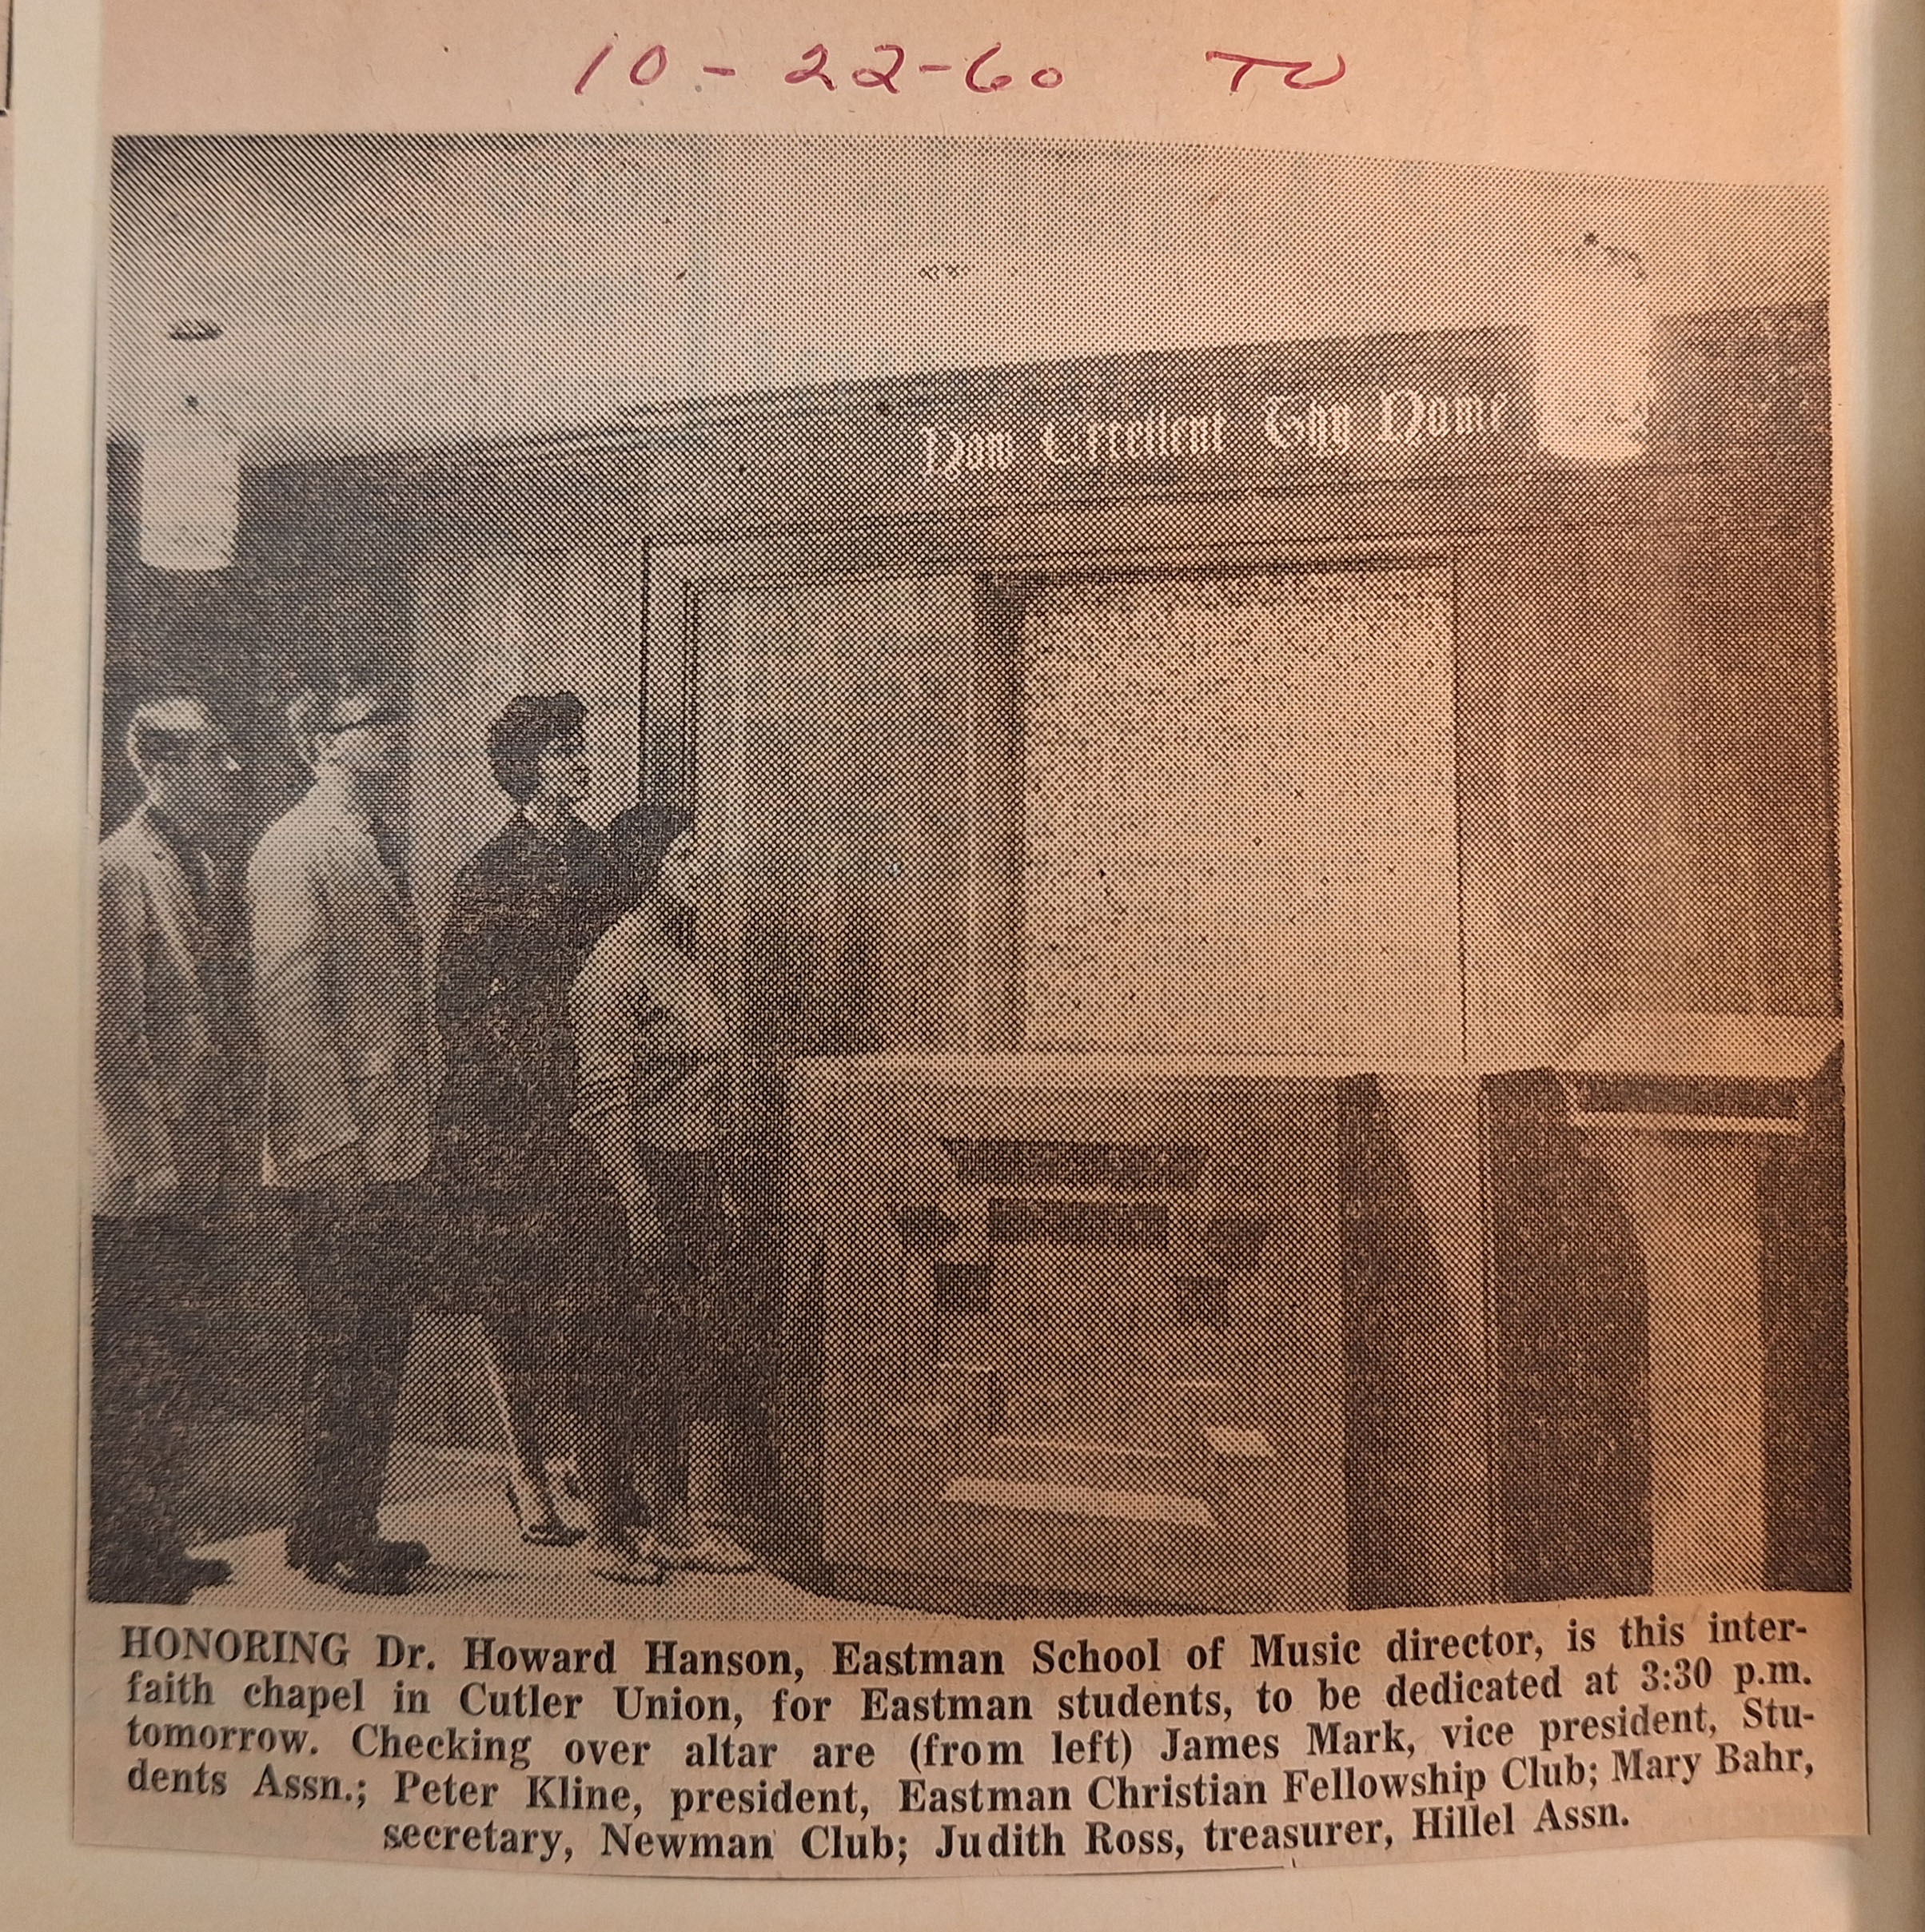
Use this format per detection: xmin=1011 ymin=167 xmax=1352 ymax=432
xmin=249 ymin=677 xmax=435 ymax=1595
xmin=91 ymin=695 xmax=245 ymax=1603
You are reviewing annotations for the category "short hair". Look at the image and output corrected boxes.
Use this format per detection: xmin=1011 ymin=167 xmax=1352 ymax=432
xmin=286 ymin=678 xmax=392 ymax=767
xmin=125 ymin=695 xmax=217 ymax=777
xmin=487 ymin=693 xmax=587 ymax=803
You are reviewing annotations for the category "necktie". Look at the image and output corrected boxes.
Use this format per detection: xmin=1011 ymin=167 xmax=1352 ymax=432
xmin=369 ymin=816 xmax=430 ymax=1054
xmin=367 ymin=813 xmax=414 ymax=910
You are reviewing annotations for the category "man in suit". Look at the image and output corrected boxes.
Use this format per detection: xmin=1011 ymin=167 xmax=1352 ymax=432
xmin=249 ymin=677 xmax=435 ymax=1595
xmin=91 ymin=695 xmax=245 ymax=1603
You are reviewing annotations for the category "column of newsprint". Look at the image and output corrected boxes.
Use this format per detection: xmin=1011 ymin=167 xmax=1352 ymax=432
xmin=76 ymin=1595 xmax=1866 ymax=1878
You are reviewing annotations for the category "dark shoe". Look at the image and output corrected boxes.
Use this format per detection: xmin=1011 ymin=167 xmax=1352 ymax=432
xmin=297 ymin=1537 xmax=428 ymax=1585
xmin=287 ymin=1524 xmax=401 ymax=1570
xmin=91 ymin=1564 xmax=193 ymax=1606
xmin=316 ymin=1556 xmax=415 ymax=1596
xmin=177 ymin=1555 xmax=233 ymax=1591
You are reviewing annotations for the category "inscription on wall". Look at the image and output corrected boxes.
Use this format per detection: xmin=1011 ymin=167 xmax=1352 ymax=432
xmin=616 ymin=310 xmax=1824 ymax=532
xmin=921 ymin=385 xmax=1515 ymax=479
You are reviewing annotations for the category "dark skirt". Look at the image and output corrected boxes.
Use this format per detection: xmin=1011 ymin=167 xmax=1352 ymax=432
xmin=615 ymin=1151 xmax=770 ymax=1397
xmin=433 ymin=1154 xmax=625 ymax=1338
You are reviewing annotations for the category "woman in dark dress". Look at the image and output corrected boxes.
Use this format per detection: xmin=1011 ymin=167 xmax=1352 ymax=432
xmin=434 ymin=693 xmax=617 ymax=1545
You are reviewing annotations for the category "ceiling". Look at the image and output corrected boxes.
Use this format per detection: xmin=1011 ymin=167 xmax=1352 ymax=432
xmin=107 ymin=133 xmax=1828 ymax=460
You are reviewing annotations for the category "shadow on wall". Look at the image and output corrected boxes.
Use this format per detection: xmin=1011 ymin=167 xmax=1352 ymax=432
xmin=1485 ymin=1070 xmax=1656 ymax=1603
xmin=1345 ymin=1075 xmax=1497 ymax=1611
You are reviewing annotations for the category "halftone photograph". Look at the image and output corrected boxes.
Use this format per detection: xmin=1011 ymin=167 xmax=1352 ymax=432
xmin=76 ymin=126 xmax=1858 ymax=1878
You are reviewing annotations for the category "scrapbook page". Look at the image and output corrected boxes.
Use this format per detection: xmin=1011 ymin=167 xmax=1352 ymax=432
xmin=45 ymin=0 xmax=1883 ymax=1909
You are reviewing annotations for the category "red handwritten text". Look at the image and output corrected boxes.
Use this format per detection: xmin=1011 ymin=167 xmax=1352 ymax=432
xmin=573 ymin=37 xmax=1071 ymax=98
xmin=1205 ymin=49 xmax=1348 ymax=94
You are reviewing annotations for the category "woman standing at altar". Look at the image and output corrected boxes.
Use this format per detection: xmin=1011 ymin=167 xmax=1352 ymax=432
xmin=569 ymin=811 xmax=758 ymax=1583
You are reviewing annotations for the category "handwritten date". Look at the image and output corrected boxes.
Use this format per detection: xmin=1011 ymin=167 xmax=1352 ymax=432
xmin=575 ymin=38 xmax=1063 ymax=95
xmin=573 ymin=38 xmax=1345 ymax=99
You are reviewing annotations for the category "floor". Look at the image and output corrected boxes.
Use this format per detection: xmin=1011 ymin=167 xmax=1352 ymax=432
xmin=185 ymin=1447 xmax=910 ymax=1622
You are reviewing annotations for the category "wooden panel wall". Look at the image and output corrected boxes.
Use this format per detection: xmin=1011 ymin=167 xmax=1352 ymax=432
xmin=1684 ymin=521 xmax=1836 ymax=1014
xmin=695 ymin=575 xmax=989 ymax=1067
xmin=1761 ymin=1053 xmax=1851 ymax=1591
xmin=1459 ymin=515 xmax=1837 ymax=1065
xmin=1457 ymin=535 xmax=1612 ymax=1062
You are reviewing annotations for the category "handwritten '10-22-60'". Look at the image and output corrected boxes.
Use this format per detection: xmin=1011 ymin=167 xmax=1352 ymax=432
xmin=573 ymin=38 xmax=1348 ymax=99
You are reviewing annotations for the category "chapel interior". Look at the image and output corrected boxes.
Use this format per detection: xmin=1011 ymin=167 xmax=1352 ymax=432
xmin=100 ymin=134 xmax=1847 ymax=1617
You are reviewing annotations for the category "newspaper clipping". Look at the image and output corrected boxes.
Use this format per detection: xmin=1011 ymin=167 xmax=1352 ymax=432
xmin=74 ymin=6 xmax=1863 ymax=1885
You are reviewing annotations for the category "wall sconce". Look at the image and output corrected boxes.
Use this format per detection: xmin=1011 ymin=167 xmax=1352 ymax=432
xmin=1529 ymin=233 xmax=1653 ymax=464
xmin=140 ymin=389 xmax=241 ymax=572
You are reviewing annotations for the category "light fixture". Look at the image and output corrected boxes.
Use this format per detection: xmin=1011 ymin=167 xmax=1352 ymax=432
xmin=1528 ymin=232 xmax=1653 ymax=464
xmin=140 ymin=392 xmax=241 ymax=571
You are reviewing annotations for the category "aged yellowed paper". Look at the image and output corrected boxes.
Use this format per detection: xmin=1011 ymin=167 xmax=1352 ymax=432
xmin=74 ymin=0 xmax=1861 ymax=1884
xmin=10 ymin=0 xmax=1915 ymax=1925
